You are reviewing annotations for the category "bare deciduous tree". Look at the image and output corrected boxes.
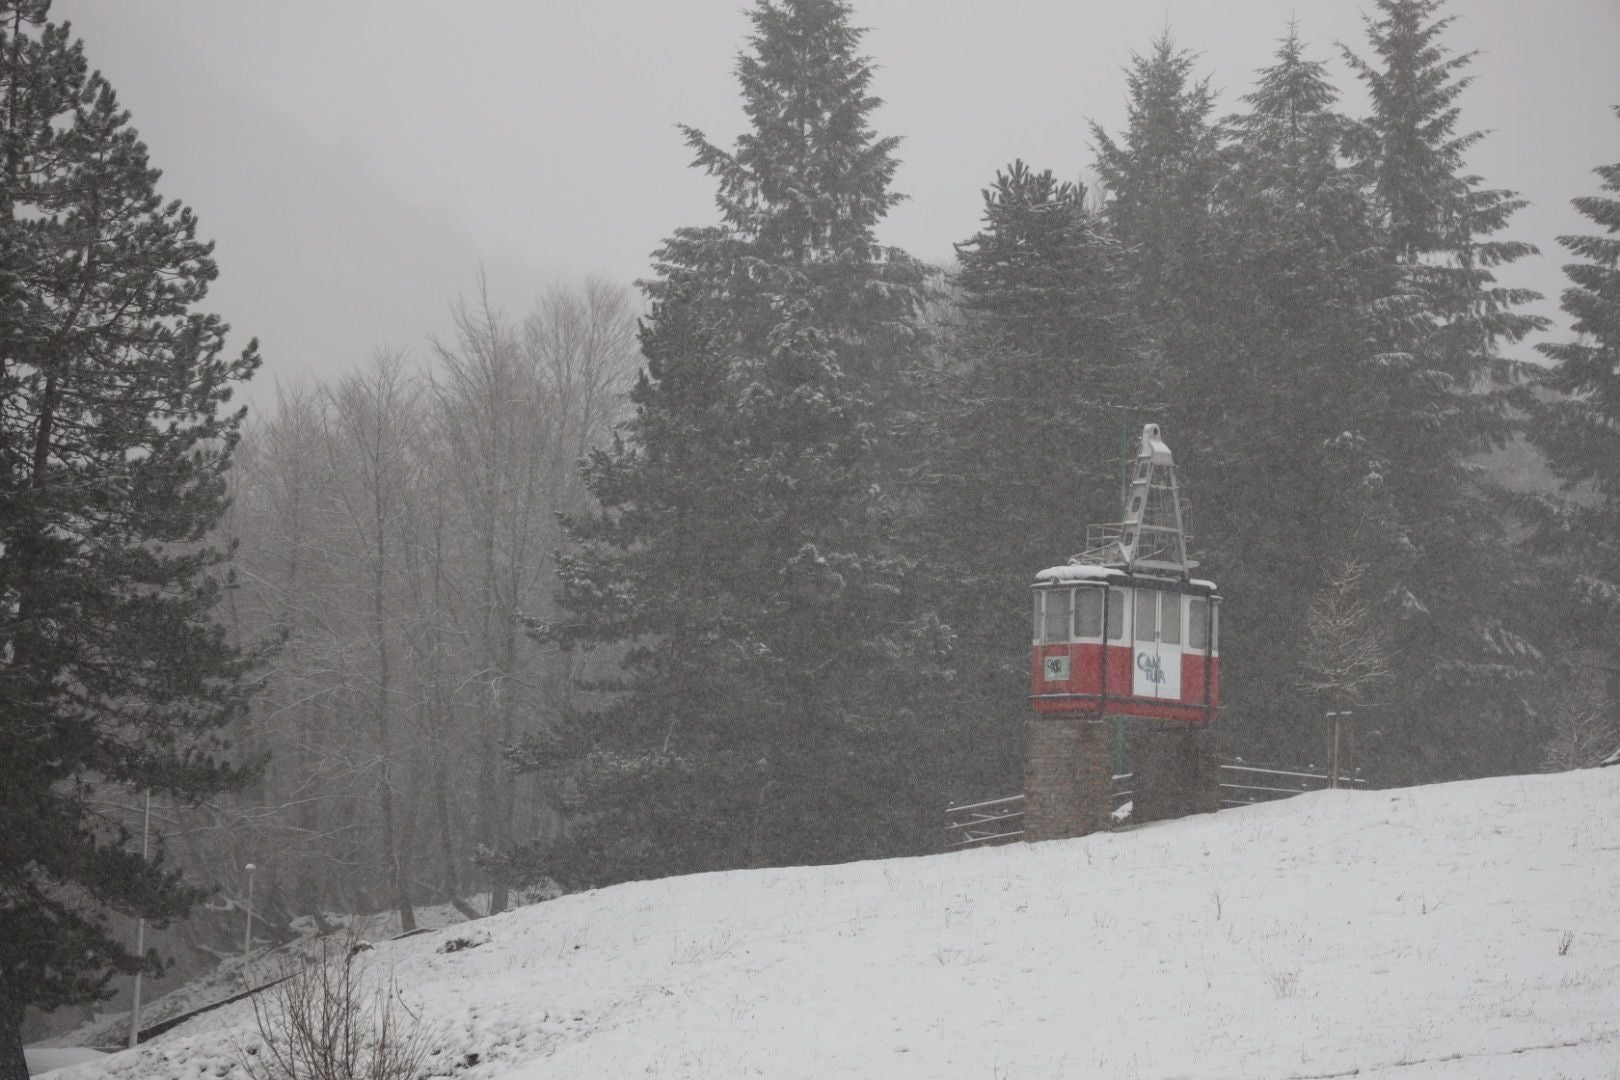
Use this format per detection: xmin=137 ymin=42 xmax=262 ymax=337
xmin=1541 ymin=653 xmax=1619 ymax=771
xmin=429 ymin=275 xmax=635 ymax=914
xmin=324 ymin=352 xmax=424 ymax=932
xmin=160 ymin=276 xmax=636 ymax=944
xmin=239 ymin=933 xmax=436 ymax=1080
xmin=1298 ymin=558 xmax=1395 ymax=708
xmin=1298 ymin=558 xmax=1395 ymax=781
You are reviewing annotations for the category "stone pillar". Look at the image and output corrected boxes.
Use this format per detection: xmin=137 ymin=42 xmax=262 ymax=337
xmin=1022 ymin=716 xmax=1113 ymax=841
xmin=1131 ymin=722 xmax=1221 ymax=823
xmin=1189 ymin=726 xmax=1222 ymax=813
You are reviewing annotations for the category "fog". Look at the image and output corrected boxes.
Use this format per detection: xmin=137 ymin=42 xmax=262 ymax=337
xmin=53 ymin=0 xmax=1620 ymax=409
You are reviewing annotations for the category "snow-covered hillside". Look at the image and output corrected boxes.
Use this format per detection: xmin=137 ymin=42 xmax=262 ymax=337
xmin=47 ymin=770 xmax=1620 ymax=1079
xmin=35 ymin=901 xmax=483 ymax=1056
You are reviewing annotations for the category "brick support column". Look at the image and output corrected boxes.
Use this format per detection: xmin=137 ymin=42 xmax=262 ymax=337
xmin=1131 ymin=723 xmax=1220 ymax=823
xmin=1022 ymin=716 xmax=1112 ymax=841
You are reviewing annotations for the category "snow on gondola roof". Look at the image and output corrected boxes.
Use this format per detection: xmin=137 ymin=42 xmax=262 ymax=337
xmin=1033 ymin=564 xmax=1218 ymax=592
xmin=1035 ymin=564 xmax=1124 ymax=582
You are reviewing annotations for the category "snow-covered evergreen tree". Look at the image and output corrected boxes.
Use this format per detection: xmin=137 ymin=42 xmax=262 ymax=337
xmin=1090 ymin=33 xmax=1222 ymax=350
xmin=1086 ymin=13 xmax=1547 ymax=779
xmin=1086 ymin=28 xmax=1380 ymax=765
xmin=536 ymin=0 xmax=940 ymax=885
xmin=1341 ymin=0 xmax=1549 ymax=780
xmin=1087 ymin=31 xmax=1228 ymax=523
xmin=920 ymin=161 xmax=1140 ymax=800
xmin=0 ymin=2 xmax=262 ymax=1069
xmin=1528 ymin=106 xmax=1620 ymax=751
xmin=1194 ymin=23 xmax=1402 ymax=764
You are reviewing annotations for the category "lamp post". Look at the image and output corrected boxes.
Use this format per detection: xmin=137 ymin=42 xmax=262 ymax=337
xmin=243 ymin=863 xmax=256 ymax=970
xmin=128 ymin=791 xmax=151 ymax=1050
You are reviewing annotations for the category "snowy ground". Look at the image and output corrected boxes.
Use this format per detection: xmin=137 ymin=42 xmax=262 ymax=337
xmin=36 ymin=900 xmax=481 ymax=1054
xmin=43 ymin=769 xmax=1620 ymax=1079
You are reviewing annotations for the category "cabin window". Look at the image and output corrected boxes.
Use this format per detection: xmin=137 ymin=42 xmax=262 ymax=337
xmin=1134 ymin=589 xmax=1156 ymax=641
xmin=1129 ymin=590 xmax=1185 ymax=644
xmin=1161 ymin=594 xmax=1181 ymax=645
xmin=1188 ymin=597 xmax=1208 ymax=651
xmin=1042 ymin=588 xmax=1072 ymax=644
xmin=1075 ymin=587 xmax=1103 ymax=637
xmin=1106 ymin=587 xmax=1124 ymax=640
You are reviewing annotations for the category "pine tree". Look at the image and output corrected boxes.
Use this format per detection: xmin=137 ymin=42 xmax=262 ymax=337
xmin=1528 ymin=106 xmax=1620 ymax=749
xmin=1090 ymin=32 xmax=1223 ymax=364
xmin=1232 ymin=21 xmax=1338 ymax=141
xmin=1342 ymin=0 xmax=1549 ymax=780
xmin=921 ymin=161 xmax=1140 ymax=800
xmin=534 ymin=0 xmax=938 ymax=886
xmin=1089 ymin=30 xmax=1361 ymax=762
xmin=0 ymin=2 xmax=262 ymax=1068
xmin=1087 ymin=32 xmax=1229 ymax=534
xmin=1083 ymin=16 xmax=1543 ymax=777
xmin=673 ymin=0 xmax=924 ymax=380
xmin=1197 ymin=23 xmax=1402 ymax=764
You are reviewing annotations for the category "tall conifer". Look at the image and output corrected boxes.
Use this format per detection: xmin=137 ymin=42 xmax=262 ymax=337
xmin=1342 ymin=0 xmax=1548 ymax=780
xmin=1091 ymin=34 xmax=1222 ymax=361
xmin=1199 ymin=25 xmax=1400 ymax=763
xmin=539 ymin=0 xmax=938 ymax=885
xmin=1528 ymin=107 xmax=1620 ymax=736
xmin=922 ymin=162 xmax=1139 ymax=799
xmin=0 ymin=2 xmax=262 ymax=1067
xmin=1087 ymin=14 xmax=1545 ymax=778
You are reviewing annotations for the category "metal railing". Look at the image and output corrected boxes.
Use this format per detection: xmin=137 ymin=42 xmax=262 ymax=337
xmin=1074 ymin=522 xmax=1196 ymax=567
xmin=1076 ymin=523 xmax=1126 ymax=565
xmin=1218 ymin=760 xmax=1366 ymax=807
xmin=943 ymin=794 xmax=1027 ymax=848
xmin=945 ymin=760 xmax=1365 ymax=849
xmin=945 ymin=774 xmax=1133 ymax=849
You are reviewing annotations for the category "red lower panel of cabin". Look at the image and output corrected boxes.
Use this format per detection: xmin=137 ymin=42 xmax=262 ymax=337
xmin=1030 ymin=643 xmax=1219 ymax=722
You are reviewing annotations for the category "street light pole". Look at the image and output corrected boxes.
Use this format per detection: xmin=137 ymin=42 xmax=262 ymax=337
xmin=128 ymin=790 xmax=151 ymax=1050
xmin=243 ymin=863 xmax=256 ymax=972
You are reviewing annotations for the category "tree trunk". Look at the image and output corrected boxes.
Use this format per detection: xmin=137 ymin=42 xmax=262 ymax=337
xmin=397 ymin=713 xmax=425 ymax=934
xmin=374 ymin=524 xmax=413 ymax=933
xmin=490 ymin=588 xmax=521 ymax=915
xmin=0 ymin=966 xmax=30 ymax=1080
xmin=434 ymin=749 xmax=462 ymax=907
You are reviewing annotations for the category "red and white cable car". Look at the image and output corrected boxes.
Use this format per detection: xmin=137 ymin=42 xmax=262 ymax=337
xmin=1030 ymin=424 xmax=1220 ymax=724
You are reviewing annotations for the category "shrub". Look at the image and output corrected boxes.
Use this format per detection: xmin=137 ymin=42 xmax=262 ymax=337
xmin=238 ymin=933 xmax=435 ymax=1080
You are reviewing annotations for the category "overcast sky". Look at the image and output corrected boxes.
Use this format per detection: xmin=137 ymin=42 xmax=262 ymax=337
xmin=52 ymin=0 xmax=1620 ymax=413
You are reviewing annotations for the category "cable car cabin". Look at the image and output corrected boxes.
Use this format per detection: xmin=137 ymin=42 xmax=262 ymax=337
xmin=1030 ymin=567 xmax=1219 ymax=723
xmin=1028 ymin=423 xmax=1220 ymax=725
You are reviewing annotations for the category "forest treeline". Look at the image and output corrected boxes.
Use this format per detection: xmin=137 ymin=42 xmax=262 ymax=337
xmin=214 ymin=0 xmax=1620 ymax=928
xmin=201 ymin=0 xmax=1620 ymax=930
xmin=4 ymin=0 xmax=1617 ymax=1048
xmin=218 ymin=282 xmax=637 ymax=931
